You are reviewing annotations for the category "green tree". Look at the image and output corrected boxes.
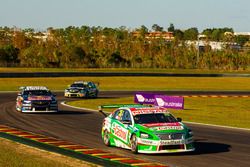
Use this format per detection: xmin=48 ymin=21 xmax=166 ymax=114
xmin=183 ymin=27 xmax=198 ymax=40
xmin=152 ymin=24 xmax=163 ymax=32
xmin=168 ymin=23 xmax=175 ymax=32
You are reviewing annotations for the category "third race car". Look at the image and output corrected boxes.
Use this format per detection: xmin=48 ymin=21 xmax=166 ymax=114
xmin=64 ymin=81 xmax=99 ymax=98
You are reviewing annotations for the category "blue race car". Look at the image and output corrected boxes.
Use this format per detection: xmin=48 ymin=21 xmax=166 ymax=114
xmin=16 ymin=86 xmax=58 ymax=113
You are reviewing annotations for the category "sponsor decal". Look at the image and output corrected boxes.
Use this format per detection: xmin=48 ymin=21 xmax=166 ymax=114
xmin=112 ymin=123 xmax=128 ymax=142
xmin=142 ymin=123 xmax=180 ymax=127
xmin=131 ymin=108 xmax=167 ymax=116
xmin=152 ymin=126 xmax=184 ymax=131
xmin=28 ymin=96 xmax=52 ymax=101
xmin=142 ymin=123 xmax=183 ymax=130
xmin=139 ymin=139 xmax=154 ymax=145
xmin=160 ymin=139 xmax=184 ymax=145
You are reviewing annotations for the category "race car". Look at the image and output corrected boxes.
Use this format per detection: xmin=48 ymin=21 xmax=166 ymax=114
xmin=64 ymin=81 xmax=98 ymax=98
xmin=16 ymin=86 xmax=58 ymax=113
xmin=100 ymin=104 xmax=195 ymax=154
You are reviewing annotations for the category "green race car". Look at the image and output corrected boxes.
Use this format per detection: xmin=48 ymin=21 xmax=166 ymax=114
xmin=100 ymin=104 xmax=195 ymax=154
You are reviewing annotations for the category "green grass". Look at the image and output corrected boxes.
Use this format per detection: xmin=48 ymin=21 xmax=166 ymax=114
xmin=0 ymin=67 xmax=249 ymax=73
xmin=1 ymin=77 xmax=250 ymax=91
xmin=0 ymin=138 xmax=93 ymax=167
xmin=67 ymin=97 xmax=250 ymax=129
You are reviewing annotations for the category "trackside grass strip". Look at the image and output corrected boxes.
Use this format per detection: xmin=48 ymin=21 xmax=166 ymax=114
xmin=0 ymin=77 xmax=250 ymax=91
xmin=67 ymin=97 xmax=250 ymax=129
xmin=0 ymin=138 xmax=95 ymax=167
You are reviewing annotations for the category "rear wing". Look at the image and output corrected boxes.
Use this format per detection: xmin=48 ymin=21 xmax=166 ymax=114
xmin=98 ymin=104 xmax=144 ymax=117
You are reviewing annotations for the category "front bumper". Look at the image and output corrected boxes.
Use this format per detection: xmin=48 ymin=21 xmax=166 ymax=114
xmin=64 ymin=92 xmax=86 ymax=97
xmin=137 ymin=137 xmax=195 ymax=154
xmin=21 ymin=102 xmax=58 ymax=113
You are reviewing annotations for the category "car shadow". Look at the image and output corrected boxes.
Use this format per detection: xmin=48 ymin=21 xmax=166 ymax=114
xmin=26 ymin=110 xmax=93 ymax=115
xmin=143 ymin=139 xmax=231 ymax=156
xmin=192 ymin=140 xmax=231 ymax=155
xmin=56 ymin=110 xmax=93 ymax=115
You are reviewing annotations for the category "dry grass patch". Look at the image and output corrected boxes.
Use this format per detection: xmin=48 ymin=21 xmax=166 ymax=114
xmin=0 ymin=138 xmax=98 ymax=167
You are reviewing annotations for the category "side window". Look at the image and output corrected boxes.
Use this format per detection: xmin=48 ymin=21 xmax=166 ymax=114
xmin=122 ymin=110 xmax=131 ymax=122
xmin=112 ymin=109 xmax=125 ymax=121
xmin=88 ymin=82 xmax=96 ymax=89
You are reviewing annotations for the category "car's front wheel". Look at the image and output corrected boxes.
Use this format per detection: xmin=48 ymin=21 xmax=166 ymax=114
xmin=130 ymin=134 xmax=138 ymax=153
xmin=103 ymin=130 xmax=110 ymax=146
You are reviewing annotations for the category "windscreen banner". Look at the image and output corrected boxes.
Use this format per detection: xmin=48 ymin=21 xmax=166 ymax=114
xmin=134 ymin=92 xmax=184 ymax=109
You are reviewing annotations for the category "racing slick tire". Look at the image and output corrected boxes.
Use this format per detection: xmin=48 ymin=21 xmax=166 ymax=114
xmin=103 ymin=130 xmax=110 ymax=146
xmin=130 ymin=134 xmax=138 ymax=154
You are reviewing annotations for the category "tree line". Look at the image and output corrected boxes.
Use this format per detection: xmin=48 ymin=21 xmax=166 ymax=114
xmin=0 ymin=24 xmax=249 ymax=70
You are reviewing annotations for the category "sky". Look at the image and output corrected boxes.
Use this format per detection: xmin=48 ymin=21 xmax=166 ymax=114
xmin=0 ymin=0 xmax=249 ymax=32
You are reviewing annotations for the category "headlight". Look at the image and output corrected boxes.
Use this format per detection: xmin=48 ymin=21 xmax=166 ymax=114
xmin=51 ymin=97 xmax=57 ymax=102
xmin=140 ymin=133 xmax=150 ymax=139
xmin=188 ymin=130 xmax=193 ymax=137
xmin=65 ymin=89 xmax=69 ymax=92
xmin=80 ymin=89 xmax=86 ymax=93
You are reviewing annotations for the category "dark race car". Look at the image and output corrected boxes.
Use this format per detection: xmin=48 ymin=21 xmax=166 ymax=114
xmin=64 ymin=81 xmax=98 ymax=98
xmin=16 ymin=86 xmax=58 ymax=113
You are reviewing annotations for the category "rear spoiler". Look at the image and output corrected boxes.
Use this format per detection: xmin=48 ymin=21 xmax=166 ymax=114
xmin=98 ymin=104 xmax=144 ymax=117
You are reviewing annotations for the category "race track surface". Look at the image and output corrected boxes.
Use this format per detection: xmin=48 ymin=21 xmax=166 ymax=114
xmin=0 ymin=92 xmax=250 ymax=167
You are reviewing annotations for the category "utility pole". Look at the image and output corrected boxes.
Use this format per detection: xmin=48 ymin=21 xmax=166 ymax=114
xmin=197 ymin=34 xmax=200 ymax=68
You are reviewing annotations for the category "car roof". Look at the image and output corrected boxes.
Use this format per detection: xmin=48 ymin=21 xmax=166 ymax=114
xmin=22 ymin=86 xmax=49 ymax=91
xmin=73 ymin=81 xmax=90 ymax=84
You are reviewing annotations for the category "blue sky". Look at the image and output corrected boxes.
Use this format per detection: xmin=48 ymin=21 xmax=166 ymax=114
xmin=0 ymin=0 xmax=249 ymax=32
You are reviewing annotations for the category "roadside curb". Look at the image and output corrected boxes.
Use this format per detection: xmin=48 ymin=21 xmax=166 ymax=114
xmin=0 ymin=125 xmax=169 ymax=167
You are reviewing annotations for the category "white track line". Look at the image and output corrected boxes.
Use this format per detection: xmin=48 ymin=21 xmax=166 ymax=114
xmin=61 ymin=101 xmax=250 ymax=132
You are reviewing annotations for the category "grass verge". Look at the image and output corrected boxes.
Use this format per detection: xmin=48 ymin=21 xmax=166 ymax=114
xmin=67 ymin=97 xmax=250 ymax=129
xmin=0 ymin=138 xmax=97 ymax=167
xmin=1 ymin=77 xmax=250 ymax=91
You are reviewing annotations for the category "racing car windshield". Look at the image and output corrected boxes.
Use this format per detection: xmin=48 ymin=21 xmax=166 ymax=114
xmin=70 ymin=83 xmax=86 ymax=88
xmin=134 ymin=113 xmax=177 ymax=124
xmin=23 ymin=90 xmax=52 ymax=96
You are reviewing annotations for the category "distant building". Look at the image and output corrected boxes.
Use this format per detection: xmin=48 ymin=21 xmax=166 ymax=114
xmin=234 ymin=32 xmax=250 ymax=36
xmin=132 ymin=31 xmax=174 ymax=40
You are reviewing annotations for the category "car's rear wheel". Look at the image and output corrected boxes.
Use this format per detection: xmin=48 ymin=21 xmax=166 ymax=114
xmin=103 ymin=130 xmax=110 ymax=146
xmin=130 ymin=134 xmax=138 ymax=153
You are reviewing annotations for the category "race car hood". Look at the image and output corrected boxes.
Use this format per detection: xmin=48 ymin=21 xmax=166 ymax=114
xmin=27 ymin=96 xmax=52 ymax=101
xmin=137 ymin=122 xmax=186 ymax=133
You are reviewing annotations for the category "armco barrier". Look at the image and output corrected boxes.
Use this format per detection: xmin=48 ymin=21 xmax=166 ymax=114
xmin=0 ymin=125 xmax=168 ymax=167
xmin=0 ymin=72 xmax=250 ymax=78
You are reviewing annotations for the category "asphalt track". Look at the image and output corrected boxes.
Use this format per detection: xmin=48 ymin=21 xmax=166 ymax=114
xmin=0 ymin=91 xmax=250 ymax=167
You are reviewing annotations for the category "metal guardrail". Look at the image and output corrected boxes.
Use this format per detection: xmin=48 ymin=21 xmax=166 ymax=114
xmin=0 ymin=72 xmax=249 ymax=78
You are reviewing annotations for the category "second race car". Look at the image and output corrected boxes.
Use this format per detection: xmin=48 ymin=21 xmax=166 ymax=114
xmin=16 ymin=86 xmax=58 ymax=113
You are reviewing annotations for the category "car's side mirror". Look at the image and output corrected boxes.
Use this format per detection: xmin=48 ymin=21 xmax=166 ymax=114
xmin=177 ymin=117 xmax=182 ymax=122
